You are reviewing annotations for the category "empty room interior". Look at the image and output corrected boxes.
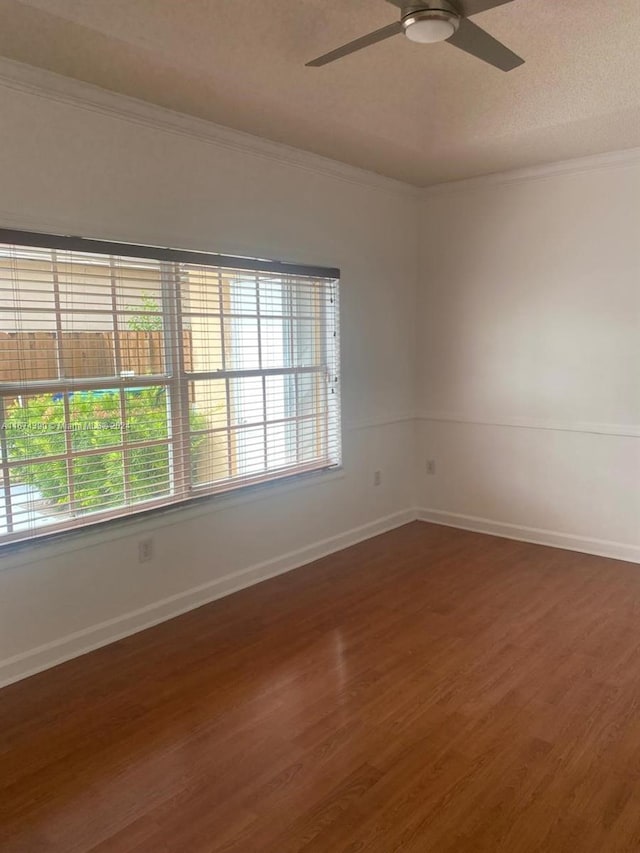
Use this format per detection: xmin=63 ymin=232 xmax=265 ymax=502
xmin=1 ymin=0 xmax=639 ymax=850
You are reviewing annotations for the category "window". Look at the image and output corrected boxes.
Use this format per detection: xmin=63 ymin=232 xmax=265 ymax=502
xmin=0 ymin=231 xmax=340 ymax=546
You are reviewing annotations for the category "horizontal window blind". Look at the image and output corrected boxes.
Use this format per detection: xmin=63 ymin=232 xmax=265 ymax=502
xmin=0 ymin=233 xmax=340 ymax=546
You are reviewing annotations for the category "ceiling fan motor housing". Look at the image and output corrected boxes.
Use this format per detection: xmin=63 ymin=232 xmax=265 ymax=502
xmin=401 ymin=1 xmax=461 ymax=43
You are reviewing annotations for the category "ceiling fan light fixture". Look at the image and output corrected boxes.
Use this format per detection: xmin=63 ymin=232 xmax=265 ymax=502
xmin=402 ymin=10 xmax=460 ymax=44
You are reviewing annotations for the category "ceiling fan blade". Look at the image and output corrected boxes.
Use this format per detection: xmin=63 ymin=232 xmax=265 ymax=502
xmin=306 ymin=21 xmax=403 ymax=66
xmin=455 ymin=0 xmax=516 ymax=15
xmin=446 ymin=17 xmax=524 ymax=70
xmin=387 ymin=0 xmax=513 ymax=11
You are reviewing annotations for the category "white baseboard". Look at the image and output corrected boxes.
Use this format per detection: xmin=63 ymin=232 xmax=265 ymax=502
xmin=0 ymin=508 xmax=416 ymax=688
xmin=6 ymin=505 xmax=638 ymax=688
xmin=417 ymin=508 xmax=640 ymax=565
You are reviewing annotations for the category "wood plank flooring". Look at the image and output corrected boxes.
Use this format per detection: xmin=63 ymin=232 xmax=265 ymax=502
xmin=3 ymin=522 xmax=640 ymax=851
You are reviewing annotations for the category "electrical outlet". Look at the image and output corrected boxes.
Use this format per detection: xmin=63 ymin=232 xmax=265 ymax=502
xmin=373 ymin=470 xmax=382 ymax=487
xmin=426 ymin=460 xmax=436 ymax=476
xmin=138 ymin=538 xmax=154 ymax=563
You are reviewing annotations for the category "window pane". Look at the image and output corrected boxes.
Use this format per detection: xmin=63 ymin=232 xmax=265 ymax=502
xmin=265 ymin=374 xmax=295 ymax=422
xmin=260 ymin=317 xmax=289 ymax=369
xmin=234 ymin=425 xmax=265 ymax=476
xmin=128 ymin=444 xmax=171 ymax=502
xmin=3 ymin=394 xmax=67 ymax=461
xmin=180 ymin=265 xmax=223 ymax=316
xmin=185 ymin=315 xmax=223 ymax=374
xmin=0 ymin=253 xmax=56 ymax=312
xmin=114 ymin=258 xmax=166 ymax=376
xmin=298 ymin=373 xmax=326 ymax=417
xmin=113 ymin=265 xmax=164 ymax=316
xmin=59 ymin=326 xmax=117 ymax=379
xmin=188 ymin=380 xmax=230 ymax=487
xmin=118 ymin=329 xmax=166 ymax=377
xmin=124 ymin=387 xmax=169 ymax=443
xmin=227 ymin=317 xmax=260 ymax=369
xmin=191 ymin=430 xmax=231 ymax=487
xmin=267 ymin=423 xmax=296 ymax=469
xmin=56 ymin=256 xmax=112 ymax=312
xmin=293 ymin=317 xmax=319 ymax=366
xmin=258 ymin=280 xmax=285 ymax=315
xmin=10 ymin=459 xmax=70 ymax=522
xmin=57 ymin=253 xmax=164 ymax=316
xmin=190 ymin=379 xmax=227 ymax=429
xmin=5 ymin=470 xmax=67 ymax=535
xmin=69 ymin=391 xmax=123 ymax=451
xmin=299 ymin=416 xmax=327 ymax=462
xmin=71 ymin=446 xmax=172 ymax=511
xmin=71 ymin=451 xmax=125 ymax=513
xmin=0 ymin=328 xmax=59 ymax=382
xmin=229 ymin=276 xmax=257 ymax=315
xmin=229 ymin=376 xmax=264 ymax=427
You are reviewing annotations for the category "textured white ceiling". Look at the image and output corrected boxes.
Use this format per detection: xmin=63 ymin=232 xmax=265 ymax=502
xmin=1 ymin=0 xmax=639 ymax=185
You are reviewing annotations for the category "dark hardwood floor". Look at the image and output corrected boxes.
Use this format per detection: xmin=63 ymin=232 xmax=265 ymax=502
xmin=3 ymin=522 xmax=640 ymax=852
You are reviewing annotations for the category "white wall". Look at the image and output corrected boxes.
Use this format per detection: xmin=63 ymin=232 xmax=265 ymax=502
xmin=2 ymin=60 xmax=639 ymax=688
xmin=0 ymin=66 xmax=419 ymax=685
xmin=417 ymin=160 xmax=640 ymax=561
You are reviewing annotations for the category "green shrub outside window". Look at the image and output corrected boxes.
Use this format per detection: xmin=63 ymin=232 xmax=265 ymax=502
xmin=5 ymin=388 xmax=207 ymax=513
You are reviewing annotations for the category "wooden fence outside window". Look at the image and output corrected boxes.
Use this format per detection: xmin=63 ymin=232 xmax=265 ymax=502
xmin=0 ymin=330 xmax=193 ymax=382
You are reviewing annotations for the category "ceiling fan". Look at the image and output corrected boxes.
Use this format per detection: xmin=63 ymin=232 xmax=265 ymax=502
xmin=306 ymin=0 xmax=524 ymax=71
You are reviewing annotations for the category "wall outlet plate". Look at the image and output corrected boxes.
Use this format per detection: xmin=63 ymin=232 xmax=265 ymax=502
xmin=138 ymin=538 xmax=154 ymax=563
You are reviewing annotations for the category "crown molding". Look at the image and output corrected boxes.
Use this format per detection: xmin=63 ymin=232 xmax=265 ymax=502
xmin=0 ymin=57 xmax=419 ymax=200
xmin=1 ymin=57 xmax=636 ymax=202
xmin=422 ymin=145 xmax=640 ymax=198
xmin=2 ymin=60 xmax=637 ymax=207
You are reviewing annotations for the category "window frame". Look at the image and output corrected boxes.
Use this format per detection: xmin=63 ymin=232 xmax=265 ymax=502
xmin=0 ymin=229 xmax=341 ymax=549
